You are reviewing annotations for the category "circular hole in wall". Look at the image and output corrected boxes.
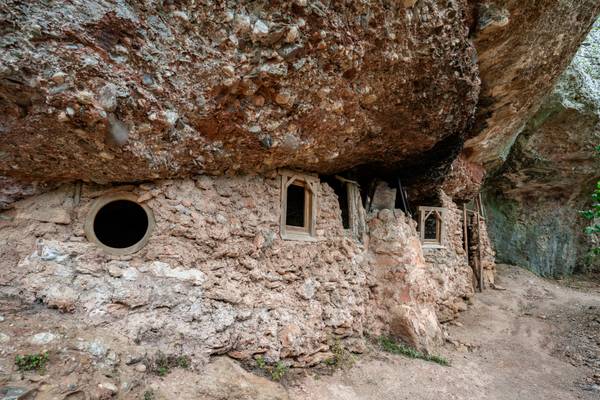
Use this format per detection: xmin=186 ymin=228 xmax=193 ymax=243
xmin=85 ymin=193 xmax=154 ymax=255
xmin=94 ymin=200 xmax=149 ymax=248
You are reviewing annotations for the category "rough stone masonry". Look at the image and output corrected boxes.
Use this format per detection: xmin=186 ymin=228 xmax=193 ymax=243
xmin=0 ymin=174 xmax=483 ymax=366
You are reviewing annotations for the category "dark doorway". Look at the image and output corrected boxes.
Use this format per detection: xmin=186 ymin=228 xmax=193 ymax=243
xmin=325 ymin=178 xmax=350 ymax=229
xmin=93 ymin=200 xmax=149 ymax=248
xmin=286 ymin=184 xmax=306 ymax=227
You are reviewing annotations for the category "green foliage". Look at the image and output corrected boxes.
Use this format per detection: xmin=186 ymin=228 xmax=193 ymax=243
xmin=15 ymin=352 xmax=49 ymax=372
xmin=255 ymin=355 xmax=267 ymax=369
xmin=148 ymin=352 xmax=191 ymax=376
xmin=271 ymin=362 xmax=288 ymax=382
xmin=378 ymin=336 xmax=449 ymax=366
xmin=580 ymin=145 xmax=600 ymax=256
xmin=255 ymin=356 xmax=288 ymax=381
xmin=143 ymin=389 xmax=155 ymax=400
xmin=176 ymin=356 xmax=190 ymax=369
xmin=323 ymin=338 xmax=355 ymax=369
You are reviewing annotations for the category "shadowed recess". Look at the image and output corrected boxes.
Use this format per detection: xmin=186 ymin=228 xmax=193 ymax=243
xmin=93 ymin=200 xmax=149 ymax=248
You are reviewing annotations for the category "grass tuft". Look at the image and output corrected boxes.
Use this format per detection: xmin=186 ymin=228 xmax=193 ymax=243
xmin=378 ymin=336 xmax=450 ymax=366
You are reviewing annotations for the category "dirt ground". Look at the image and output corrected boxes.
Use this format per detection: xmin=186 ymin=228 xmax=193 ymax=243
xmin=1 ymin=264 xmax=599 ymax=399
xmin=287 ymin=264 xmax=600 ymax=400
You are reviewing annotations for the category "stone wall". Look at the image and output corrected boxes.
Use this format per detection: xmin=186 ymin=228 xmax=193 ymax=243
xmin=365 ymin=209 xmax=443 ymax=351
xmin=0 ymin=174 xmax=493 ymax=365
xmin=0 ymin=175 xmax=372 ymax=367
xmin=422 ymin=191 xmax=474 ymax=322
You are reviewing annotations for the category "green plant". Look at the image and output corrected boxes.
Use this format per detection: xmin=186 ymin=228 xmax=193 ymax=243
xmin=143 ymin=389 xmax=155 ymax=400
xmin=255 ymin=355 xmax=267 ymax=369
xmin=149 ymin=352 xmax=191 ymax=376
xmin=580 ymin=147 xmax=600 ymax=256
xmin=255 ymin=356 xmax=288 ymax=382
xmin=176 ymin=355 xmax=190 ymax=369
xmin=15 ymin=352 xmax=49 ymax=372
xmin=270 ymin=362 xmax=288 ymax=382
xmin=378 ymin=336 xmax=450 ymax=366
xmin=154 ymin=352 xmax=170 ymax=376
xmin=323 ymin=338 xmax=355 ymax=369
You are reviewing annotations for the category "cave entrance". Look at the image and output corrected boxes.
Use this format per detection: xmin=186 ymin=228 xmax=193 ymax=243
xmin=85 ymin=193 xmax=155 ymax=255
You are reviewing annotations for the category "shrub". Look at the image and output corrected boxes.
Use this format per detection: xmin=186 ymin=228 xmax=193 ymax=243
xmin=580 ymin=147 xmax=600 ymax=257
xmin=15 ymin=352 xmax=49 ymax=372
xmin=323 ymin=338 xmax=355 ymax=369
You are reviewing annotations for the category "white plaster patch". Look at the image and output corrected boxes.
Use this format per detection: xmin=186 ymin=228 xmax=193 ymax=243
xmin=143 ymin=261 xmax=205 ymax=285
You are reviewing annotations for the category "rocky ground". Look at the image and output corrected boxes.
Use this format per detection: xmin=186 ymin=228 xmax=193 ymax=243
xmin=1 ymin=264 xmax=599 ymax=400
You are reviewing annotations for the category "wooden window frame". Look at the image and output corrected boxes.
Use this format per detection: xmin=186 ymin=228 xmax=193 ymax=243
xmin=418 ymin=206 xmax=446 ymax=248
xmin=334 ymin=176 xmax=363 ymax=240
xmin=280 ymin=170 xmax=319 ymax=241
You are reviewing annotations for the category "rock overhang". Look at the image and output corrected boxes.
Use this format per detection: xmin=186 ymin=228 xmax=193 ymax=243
xmin=0 ymin=0 xmax=480 ymax=188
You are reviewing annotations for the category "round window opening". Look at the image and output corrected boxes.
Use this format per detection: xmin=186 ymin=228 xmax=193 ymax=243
xmin=85 ymin=194 xmax=154 ymax=255
xmin=94 ymin=200 xmax=148 ymax=248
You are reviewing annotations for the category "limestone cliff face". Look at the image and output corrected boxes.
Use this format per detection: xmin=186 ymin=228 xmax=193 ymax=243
xmin=483 ymin=20 xmax=600 ymax=276
xmin=0 ymin=0 xmax=478 ymax=187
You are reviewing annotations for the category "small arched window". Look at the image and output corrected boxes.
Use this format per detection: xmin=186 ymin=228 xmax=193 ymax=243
xmin=280 ymin=170 xmax=318 ymax=241
xmin=418 ymin=206 xmax=446 ymax=248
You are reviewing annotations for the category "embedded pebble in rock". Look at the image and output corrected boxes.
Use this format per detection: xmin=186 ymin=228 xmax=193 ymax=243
xmin=285 ymin=26 xmax=300 ymax=43
xmin=50 ymin=71 xmax=66 ymax=84
xmin=275 ymin=91 xmax=292 ymax=106
xmin=98 ymin=84 xmax=118 ymax=112
xmin=135 ymin=364 xmax=147 ymax=372
xmin=0 ymin=333 xmax=10 ymax=343
xmin=76 ymin=91 xmax=94 ymax=105
xmin=98 ymin=382 xmax=118 ymax=395
xmin=252 ymin=20 xmax=269 ymax=39
xmin=29 ymin=332 xmax=57 ymax=345
xmin=107 ymin=115 xmax=129 ymax=146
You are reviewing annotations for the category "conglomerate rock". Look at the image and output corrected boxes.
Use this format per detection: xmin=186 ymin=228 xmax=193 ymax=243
xmin=0 ymin=0 xmax=478 ymax=187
